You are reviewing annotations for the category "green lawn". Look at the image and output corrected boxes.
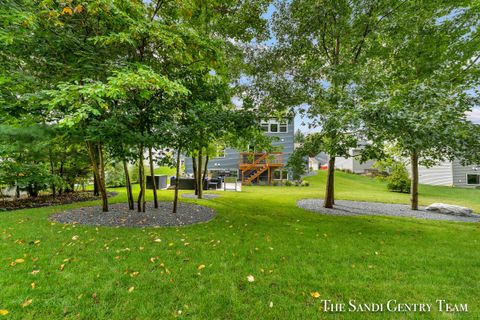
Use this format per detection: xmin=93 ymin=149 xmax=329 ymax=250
xmin=1 ymin=171 xmax=480 ymax=319
xmin=154 ymin=166 xmax=177 ymax=177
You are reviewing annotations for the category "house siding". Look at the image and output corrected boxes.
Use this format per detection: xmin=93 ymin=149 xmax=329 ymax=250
xmin=185 ymin=120 xmax=295 ymax=176
xmin=451 ymin=160 xmax=480 ymax=188
xmin=417 ymin=161 xmax=453 ymax=186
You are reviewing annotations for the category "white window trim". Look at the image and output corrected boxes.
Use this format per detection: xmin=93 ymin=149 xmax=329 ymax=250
xmin=260 ymin=119 xmax=289 ymax=133
xmin=466 ymin=173 xmax=480 ymax=185
xmin=215 ymin=147 xmax=226 ymax=158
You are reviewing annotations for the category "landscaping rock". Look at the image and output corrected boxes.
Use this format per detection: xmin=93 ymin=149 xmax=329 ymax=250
xmin=297 ymin=199 xmax=480 ymax=223
xmin=49 ymin=201 xmax=216 ymax=227
xmin=425 ymin=203 xmax=473 ymax=217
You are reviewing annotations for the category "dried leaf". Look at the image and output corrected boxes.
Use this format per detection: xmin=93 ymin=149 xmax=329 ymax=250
xmin=15 ymin=258 xmax=25 ymax=263
xmin=73 ymin=4 xmax=83 ymax=13
xmin=128 ymin=287 xmax=135 ymax=293
xmin=21 ymin=299 xmax=32 ymax=307
xmin=197 ymin=264 xmax=205 ymax=270
xmin=31 ymin=282 xmax=36 ymax=289
xmin=62 ymin=7 xmax=73 ymax=15
xmin=310 ymin=291 xmax=321 ymax=299
xmin=31 ymin=270 xmax=40 ymax=275
xmin=59 ymin=264 xmax=65 ymax=271
xmin=247 ymin=275 xmax=255 ymax=282
xmin=0 ymin=310 xmax=9 ymax=315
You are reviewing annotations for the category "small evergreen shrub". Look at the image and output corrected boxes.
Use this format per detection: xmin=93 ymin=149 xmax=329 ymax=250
xmin=284 ymin=180 xmax=293 ymax=187
xmin=301 ymin=180 xmax=310 ymax=187
xmin=386 ymin=163 xmax=411 ymax=193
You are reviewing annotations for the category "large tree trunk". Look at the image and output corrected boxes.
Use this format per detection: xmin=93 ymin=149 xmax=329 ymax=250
xmin=173 ymin=146 xmax=182 ymax=214
xmin=123 ymin=159 xmax=134 ymax=210
xmin=137 ymin=147 xmax=146 ymax=212
xmin=192 ymin=156 xmax=198 ymax=196
xmin=86 ymin=142 xmax=108 ymax=212
xmin=324 ymin=156 xmax=336 ymax=208
xmin=148 ymin=147 xmax=158 ymax=208
xmin=197 ymin=149 xmax=203 ymax=199
xmin=410 ymin=150 xmax=419 ymax=210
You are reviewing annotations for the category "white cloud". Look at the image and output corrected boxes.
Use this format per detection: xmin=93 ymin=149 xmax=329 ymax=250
xmin=467 ymin=107 xmax=480 ymax=123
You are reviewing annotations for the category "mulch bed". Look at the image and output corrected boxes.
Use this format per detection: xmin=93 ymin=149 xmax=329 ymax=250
xmin=49 ymin=201 xmax=216 ymax=227
xmin=297 ymin=199 xmax=480 ymax=223
xmin=181 ymin=193 xmax=220 ymax=199
xmin=0 ymin=192 xmax=117 ymax=211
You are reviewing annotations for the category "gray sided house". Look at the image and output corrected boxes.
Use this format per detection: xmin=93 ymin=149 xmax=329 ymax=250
xmin=185 ymin=119 xmax=295 ymax=185
xmin=418 ymin=160 xmax=480 ymax=188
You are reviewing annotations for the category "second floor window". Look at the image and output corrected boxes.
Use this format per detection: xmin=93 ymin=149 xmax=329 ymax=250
xmin=261 ymin=120 xmax=289 ymax=133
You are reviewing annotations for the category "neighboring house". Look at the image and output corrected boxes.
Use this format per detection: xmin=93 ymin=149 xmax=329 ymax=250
xmin=185 ymin=119 xmax=295 ymax=185
xmin=417 ymin=160 xmax=480 ymax=188
xmin=334 ymin=150 xmax=376 ymax=173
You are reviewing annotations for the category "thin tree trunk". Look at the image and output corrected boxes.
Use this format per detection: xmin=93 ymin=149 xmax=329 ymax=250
xmin=137 ymin=147 xmax=146 ymax=212
xmin=86 ymin=142 xmax=108 ymax=212
xmin=49 ymin=153 xmax=56 ymax=198
xmin=93 ymin=173 xmax=99 ymax=196
xmin=410 ymin=150 xmax=419 ymax=210
xmin=197 ymin=149 xmax=203 ymax=199
xmin=148 ymin=147 xmax=158 ymax=208
xmin=59 ymin=161 xmax=64 ymax=195
xmin=98 ymin=144 xmax=108 ymax=212
xmin=192 ymin=156 xmax=198 ymax=195
xmin=324 ymin=156 xmax=336 ymax=208
xmin=123 ymin=159 xmax=134 ymax=210
xmin=173 ymin=146 xmax=182 ymax=214
xmin=202 ymin=155 xmax=209 ymax=183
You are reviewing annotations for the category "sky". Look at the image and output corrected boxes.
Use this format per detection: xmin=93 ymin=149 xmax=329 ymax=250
xmin=255 ymin=4 xmax=480 ymax=133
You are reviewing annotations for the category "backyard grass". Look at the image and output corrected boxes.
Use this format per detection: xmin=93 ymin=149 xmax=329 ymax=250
xmin=1 ymin=171 xmax=480 ymax=319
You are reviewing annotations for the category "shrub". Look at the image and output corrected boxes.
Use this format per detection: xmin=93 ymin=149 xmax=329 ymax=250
xmin=105 ymin=162 xmax=126 ymax=187
xmin=301 ymin=180 xmax=310 ymax=187
xmin=386 ymin=163 xmax=411 ymax=193
xmin=284 ymin=180 xmax=293 ymax=186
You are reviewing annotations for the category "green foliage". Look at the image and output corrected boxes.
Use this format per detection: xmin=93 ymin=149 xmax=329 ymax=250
xmin=377 ymin=161 xmax=411 ymax=194
xmin=287 ymin=149 xmax=307 ymax=181
xmin=105 ymin=162 xmax=126 ymax=188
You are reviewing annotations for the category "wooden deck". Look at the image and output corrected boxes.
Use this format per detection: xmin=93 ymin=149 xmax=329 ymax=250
xmin=239 ymin=152 xmax=284 ymax=185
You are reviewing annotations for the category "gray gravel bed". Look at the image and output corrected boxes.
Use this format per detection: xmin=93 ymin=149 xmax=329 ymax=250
xmin=297 ymin=199 xmax=480 ymax=223
xmin=50 ymin=201 xmax=216 ymax=227
xmin=181 ymin=193 xmax=220 ymax=199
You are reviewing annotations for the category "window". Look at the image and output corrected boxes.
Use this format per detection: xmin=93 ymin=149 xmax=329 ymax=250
xmin=273 ymin=169 xmax=288 ymax=180
xmin=216 ymin=147 xmax=226 ymax=158
xmin=260 ymin=120 xmax=289 ymax=133
xmin=467 ymin=174 xmax=480 ymax=185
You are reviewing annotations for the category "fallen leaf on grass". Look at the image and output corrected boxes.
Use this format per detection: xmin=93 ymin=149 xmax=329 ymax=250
xmin=130 ymin=271 xmax=139 ymax=277
xmin=197 ymin=264 xmax=205 ymax=270
xmin=269 ymin=301 xmax=273 ymax=308
xmin=21 ymin=299 xmax=32 ymax=307
xmin=247 ymin=275 xmax=255 ymax=282
xmin=59 ymin=264 xmax=65 ymax=271
xmin=311 ymin=292 xmax=321 ymax=299
xmin=31 ymin=282 xmax=36 ymax=289
xmin=0 ymin=310 xmax=9 ymax=315
xmin=15 ymin=258 xmax=25 ymax=263
xmin=31 ymin=270 xmax=40 ymax=275
xmin=128 ymin=287 xmax=135 ymax=293
xmin=71 ymin=235 xmax=79 ymax=241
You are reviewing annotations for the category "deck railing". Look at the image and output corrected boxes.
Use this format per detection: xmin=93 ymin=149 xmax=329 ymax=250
xmin=239 ymin=152 xmax=283 ymax=166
